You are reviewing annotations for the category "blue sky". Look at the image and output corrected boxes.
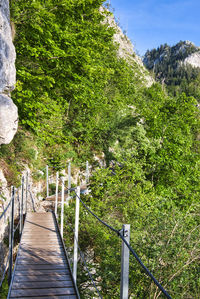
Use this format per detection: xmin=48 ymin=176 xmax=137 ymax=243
xmin=107 ymin=0 xmax=200 ymax=56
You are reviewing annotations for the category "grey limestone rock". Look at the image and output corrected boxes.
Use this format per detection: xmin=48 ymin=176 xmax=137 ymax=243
xmin=184 ymin=52 xmax=200 ymax=68
xmin=102 ymin=7 xmax=154 ymax=87
xmin=0 ymin=94 xmax=18 ymax=144
xmin=0 ymin=0 xmax=16 ymax=93
xmin=0 ymin=0 xmax=18 ymax=145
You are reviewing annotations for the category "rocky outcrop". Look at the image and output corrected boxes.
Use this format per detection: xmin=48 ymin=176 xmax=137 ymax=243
xmin=0 ymin=94 xmax=18 ymax=144
xmin=184 ymin=52 xmax=200 ymax=68
xmin=0 ymin=0 xmax=18 ymax=145
xmin=143 ymin=40 xmax=200 ymax=73
xmin=102 ymin=8 xmax=154 ymax=87
xmin=143 ymin=40 xmax=200 ymax=86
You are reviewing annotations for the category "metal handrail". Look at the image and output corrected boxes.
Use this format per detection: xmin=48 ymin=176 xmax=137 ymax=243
xmin=51 ymin=211 xmax=81 ymax=299
xmin=64 ymin=218 xmax=102 ymax=299
xmin=73 ymin=190 xmax=172 ymax=299
xmin=0 ymin=198 xmax=12 ymax=221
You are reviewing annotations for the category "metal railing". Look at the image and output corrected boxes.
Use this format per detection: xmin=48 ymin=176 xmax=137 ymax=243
xmin=1 ymin=162 xmax=172 ymax=298
xmin=0 ymin=187 xmax=19 ymax=287
xmin=50 ymin=162 xmax=172 ymax=299
xmin=0 ymin=172 xmax=35 ymax=288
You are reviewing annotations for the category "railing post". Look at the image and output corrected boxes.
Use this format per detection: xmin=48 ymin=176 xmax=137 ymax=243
xmin=60 ymin=177 xmax=65 ymax=238
xmin=73 ymin=186 xmax=80 ymax=283
xmin=29 ymin=184 xmax=35 ymax=212
xmin=120 ymin=224 xmax=130 ymax=299
xmin=8 ymin=187 xmax=15 ymax=284
xmin=46 ymin=165 xmax=49 ymax=198
xmin=17 ymin=188 xmax=20 ymax=219
xmin=67 ymin=162 xmax=71 ymax=205
xmin=25 ymin=171 xmax=28 ymax=214
xmin=20 ymin=176 xmax=24 ymax=235
xmin=55 ymin=172 xmax=59 ymax=218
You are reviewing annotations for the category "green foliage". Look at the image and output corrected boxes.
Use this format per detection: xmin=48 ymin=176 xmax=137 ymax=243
xmin=7 ymin=1 xmax=200 ymax=298
xmin=62 ymin=81 xmax=200 ymax=297
xmin=63 ymin=190 xmax=200 ymax=298
xmin=11 ymin=0 xmax=132 ymax=150
xmin=0 ymin=275 xmax=9 ymax=299
xmin=135 ymin=86 xmax=200 ymax=205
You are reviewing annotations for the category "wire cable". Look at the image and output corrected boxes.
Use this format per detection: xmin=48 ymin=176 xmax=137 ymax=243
xmin=0 ymin=185 xmax=22 ymax=221
xmin=73 ymin=190 xmax=172 ymax=299
xmin=118 ymin=231 xmax=172 ymax=299
xmin=14 ymin=220 xmax=20 ymax=234
xmin=73 ymin=190 xmax=120 ymax=235
xmin=28 ymin=190 xmax=36 ymax=212
xmin=65 ymin=219 xmax=102 ymax=299
xmin=0 ymin=198 xmax=12 ymax=221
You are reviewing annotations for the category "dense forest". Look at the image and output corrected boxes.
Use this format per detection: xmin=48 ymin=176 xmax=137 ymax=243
xmin=0 ymin=0 xmax=200 ymax=298
xmin=144 ymin=41 xmax=200 ymax=98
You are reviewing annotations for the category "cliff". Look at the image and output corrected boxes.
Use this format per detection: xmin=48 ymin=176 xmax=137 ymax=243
xmin=104 ymin=9 xmax=154 ymax=87
xmin=0 ymin=0 xmax=18 ymax=145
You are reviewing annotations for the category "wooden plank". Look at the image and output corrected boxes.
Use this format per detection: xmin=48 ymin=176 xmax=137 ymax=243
xmin=16 ymin=264 xmax=67 ymax=270
xmin=23 ymin=225 xmax=56 ymax=229
xmin=9 ymin=212 xmax=78 ymax=299
xmin=17 ymin=251 xmax=64 ymax=257
xmin=15 ymin=296 xmax=77 ymax=299
xmin=17 ymin=252 xmax=66 ymax=258
xmin=20 ymin=239 xmax=61 ymax=242
xmin=21 ymin=244 xmax=62 ymax=250
xmin=20 ymin=242 xmax=62 ymax=246
xmin=21 ymin=236 xmax=59 ymax=240
xmin=12 ymin=280 xmax=73 ymax=289
xmin=21 ymin=237 xmax=59 ymax=240
xmin=14 ymin=269 xmax=70 ymax=275
xmin=25 ymin=220 xmax=54 ymax=223
xmin=20 ymin=240 xmax=59 ymax=243
xmin=13 ymin=274 xmax=72 ymax=283
xmin=17 ymin=257 xmax=66 ymax=264
xmin=24 ymin=225 xmax=56 ymax=227
xmin=21 ymin=238 xmax=59 ymax=241
xmin=10 ymin=287 xmax=76 ymax=297
xmin=23 ymin=227 xmax=56 ymax=230
xmin=22 ymin=231 xmax=57 ymax=234
xmin=22 ymin=232 xmax=58 ymax=236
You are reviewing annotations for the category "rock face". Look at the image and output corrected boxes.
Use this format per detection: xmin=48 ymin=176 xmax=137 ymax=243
xmin=102 ymin=8 xmax=154 ymax=87
xmin=0 ymin=0 xmax=18 ymax=145
xmin=0 ymin=94 xmax=18 ymax=144
xmin=184 ymin=52 xmax=200 ymax=68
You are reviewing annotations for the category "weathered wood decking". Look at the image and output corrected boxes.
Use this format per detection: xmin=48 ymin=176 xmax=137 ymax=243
xmin=8 ymin=212 xmax=79 ymax=299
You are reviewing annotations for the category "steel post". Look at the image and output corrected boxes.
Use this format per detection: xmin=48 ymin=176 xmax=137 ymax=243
xmin=25 ymin=171 xmax=28 ymax=214
xmin=67 ymin=162 xmax=71 ymax=205
xmin=8 ymin=187 xmax=15 ymax=284
xmin=61 ymin=177 xmax=65 ymax=237
xmin=55 ymin=172 xmax=59 ymax=218
xmin=20 ymin=176 xmax=24 ymax=235
xmin=73 ymin=186 xmax=80 ymax=283
xmin=120 ymin=224 xmax=130 ymax=299
xmin=46 ymin=165 xmax=49 ymax=198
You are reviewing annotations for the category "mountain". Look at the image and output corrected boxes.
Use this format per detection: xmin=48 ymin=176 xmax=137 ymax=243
xmin=143 ymin=41 xmax=200 ymax=97
xmin=104 ymin=8 xmax=154 ymax=87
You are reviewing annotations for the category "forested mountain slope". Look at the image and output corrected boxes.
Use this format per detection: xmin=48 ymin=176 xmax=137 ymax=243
xmin=0 ymin=1 xmax=200 ymax=298
xmin=144 ymin=40 xmax=200 ymax=97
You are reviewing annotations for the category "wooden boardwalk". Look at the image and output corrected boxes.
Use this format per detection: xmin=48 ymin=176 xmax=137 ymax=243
xmin=8 ymin=212 xmax=79 ymax=299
